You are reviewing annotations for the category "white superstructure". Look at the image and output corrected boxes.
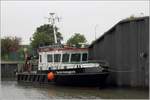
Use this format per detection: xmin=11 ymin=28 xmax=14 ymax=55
xmin=38 ymin=45 xmax=99 ymax=70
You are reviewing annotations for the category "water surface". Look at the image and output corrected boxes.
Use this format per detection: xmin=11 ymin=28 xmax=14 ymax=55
xmin=0 ymin=81 xmax=149 ymax=100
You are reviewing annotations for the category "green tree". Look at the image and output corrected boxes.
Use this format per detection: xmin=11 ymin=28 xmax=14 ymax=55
xmin=1 ymin=36 xmax=21 ymax=60
xmin=30 ymin=24 xmax=63 ymax=49
xmin=1 ymin=37 xmax=11 ymax=56
xmin=67 ymin=33 xmax=87 ymax=47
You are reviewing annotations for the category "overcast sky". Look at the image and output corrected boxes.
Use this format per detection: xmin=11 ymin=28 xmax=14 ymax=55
xmin=1 ymin=1 xmax=149 ymax=45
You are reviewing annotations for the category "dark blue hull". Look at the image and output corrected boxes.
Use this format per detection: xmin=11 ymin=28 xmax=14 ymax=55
xmin=17 ymin=67 xmax=109 ymax=86
xmin=54 ymin=72 xmax=108 ymax=86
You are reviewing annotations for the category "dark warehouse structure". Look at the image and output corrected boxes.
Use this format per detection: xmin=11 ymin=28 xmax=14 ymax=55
xmin=88 ymin=16 xmax=149 ymax=87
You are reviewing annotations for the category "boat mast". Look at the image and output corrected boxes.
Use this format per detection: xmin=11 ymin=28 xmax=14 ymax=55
xmin=47 ymin=13 xmax=60 ymax=44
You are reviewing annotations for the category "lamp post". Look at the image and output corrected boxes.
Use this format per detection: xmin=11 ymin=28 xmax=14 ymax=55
xmin=94 ymin=24 xmax=99 ymax=40
xmin=23 ymin=48 xmax=28 ymax=72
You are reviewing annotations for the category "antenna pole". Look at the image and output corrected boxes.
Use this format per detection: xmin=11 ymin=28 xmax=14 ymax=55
xmin=47 ymin=13 xmax=60 ymax=44
xmin=95 ymin=24 xmax=98 ymax=40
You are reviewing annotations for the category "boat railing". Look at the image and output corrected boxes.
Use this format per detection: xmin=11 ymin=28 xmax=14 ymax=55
xmin=56 ymin=60 xmax=109 ymax=69
xmin=60 ymin=60 xmax=109 ymax=66
xmin=46 ymin=60 xmax=109 ymax=71
xmin=88 ymin=60 xmax=109 ymax=67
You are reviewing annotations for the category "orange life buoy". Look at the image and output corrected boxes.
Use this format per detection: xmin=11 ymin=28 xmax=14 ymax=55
xmin=47 ymin=72 xmax=54 ymax=80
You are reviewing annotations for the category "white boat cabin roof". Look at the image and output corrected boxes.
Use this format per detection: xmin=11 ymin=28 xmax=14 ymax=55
xmin=38 ymin=45 xmax=88 ymax=52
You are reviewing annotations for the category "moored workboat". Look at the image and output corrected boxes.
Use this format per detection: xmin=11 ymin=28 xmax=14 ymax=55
xmin=17 ymin=45 xmax=109 ymax=86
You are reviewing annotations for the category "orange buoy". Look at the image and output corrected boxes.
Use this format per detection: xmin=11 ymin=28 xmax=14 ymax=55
xmin=47 ymin=72 xmax=54 ymax=80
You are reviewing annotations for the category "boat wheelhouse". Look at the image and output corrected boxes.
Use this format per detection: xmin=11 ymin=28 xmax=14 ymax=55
xmin=38 ymin=45 xmax=100 ymax=71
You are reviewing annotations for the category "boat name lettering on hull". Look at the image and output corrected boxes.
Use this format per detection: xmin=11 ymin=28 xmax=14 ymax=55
xmin=56 ymin=71 xmax=76 ymax=74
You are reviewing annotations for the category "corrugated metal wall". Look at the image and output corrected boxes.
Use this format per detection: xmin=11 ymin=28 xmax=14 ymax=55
xmin=89 ymin=17 xmax=149 ymax=87
xmin=1 ymin=64 xmax=17 ymax=78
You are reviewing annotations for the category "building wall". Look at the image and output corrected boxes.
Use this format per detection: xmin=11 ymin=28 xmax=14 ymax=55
xmin=89 ymin=17 xmax=149 ymax=87
xmin=1 ymin=61 xmax=24 ymax=79
xmin=1 ymin=64 xmax=17 ymax=79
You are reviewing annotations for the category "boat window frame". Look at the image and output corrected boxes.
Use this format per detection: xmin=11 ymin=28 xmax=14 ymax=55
xmin=54 ymin=54 xmax=61 ymax=62
xmin=62 ymin=53 xmax=70 ymax=63
xmin=47 ymin=54 xmax=53 ymax=62
xmin=82 ymin=53 xmax=88 ymax=62
xmin=39 ymin=55 xmax=42 ymax=62
xmin=70 ymin=53 xmax=81 ymax=62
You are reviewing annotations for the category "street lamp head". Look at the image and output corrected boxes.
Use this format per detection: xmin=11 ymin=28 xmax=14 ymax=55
xmin=49 ymin=13 xmax=55 ymax=16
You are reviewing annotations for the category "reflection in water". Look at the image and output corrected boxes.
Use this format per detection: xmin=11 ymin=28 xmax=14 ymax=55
xmin=0 ymin=80 xmax=149 ymax=100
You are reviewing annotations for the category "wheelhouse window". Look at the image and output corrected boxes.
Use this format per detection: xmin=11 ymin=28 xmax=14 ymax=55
xmin=82 ymin=53 xmax=88 ymax=61
xmin=39 ymin=55 xmax=42 ymax=62
xmin=54 ymin=54 xmax=61 ymax=62
xmin=71 ymin=53 xmax=81 ymax=62
xmin=47 ymin=54 xmax=53 ymax=62
xmin=62 ymin=53 xmax=69 ymax=62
